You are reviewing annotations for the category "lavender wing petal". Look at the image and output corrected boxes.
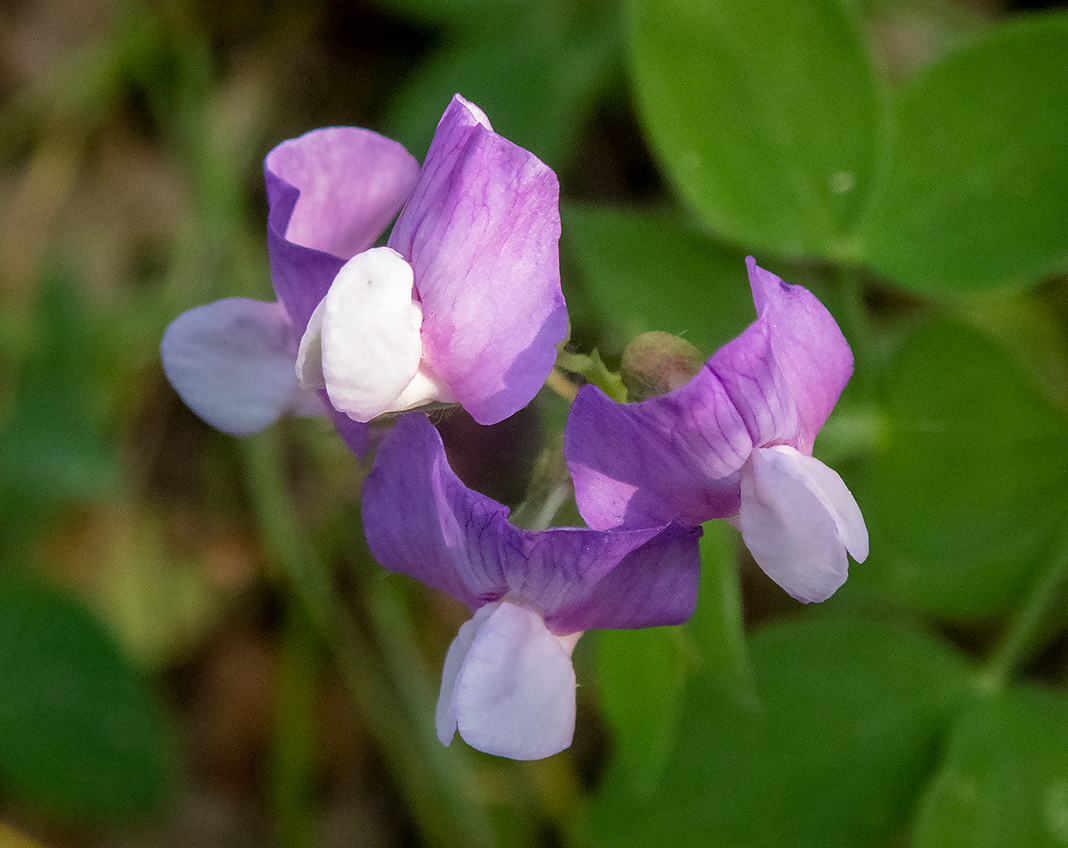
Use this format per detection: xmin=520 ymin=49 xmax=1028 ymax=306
xmin=161 ymin=298 xmax=313 ymax=436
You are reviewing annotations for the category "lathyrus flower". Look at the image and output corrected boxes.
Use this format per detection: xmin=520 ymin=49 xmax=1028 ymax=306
xmin=161 ymin=95 xmax=566 ymax=451
xmin=564 ymin=258 xmax=867 ymax=604
xmin=362 ymin=414 xmax=700 ymax=760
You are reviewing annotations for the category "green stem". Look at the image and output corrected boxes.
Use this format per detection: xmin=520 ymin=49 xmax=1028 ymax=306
xmin=240 ymin=431 xmax=496 ymax=848
xmin=692 ymin=522 xmax=754 ymax=700
xmin=833 ymin=263 xmax=876 ymax=403
xmin=271 ymin=604 xmax=318 ymax=848
xmin=980 ymin=528 xmax=1068 ymax=694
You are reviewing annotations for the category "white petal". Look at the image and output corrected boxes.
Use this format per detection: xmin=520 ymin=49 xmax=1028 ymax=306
xmin=739 ymin=446 xmax=866 ymax=603
xmin=436 ymin=603 xmax=499 ymax=746
xmin=300 ymin=246 xmax=430 ymax=421
xmin=452 ymin=602 xmax=578 ymax=760
xmin=161 ymin=299 xmax=315 ymax=436
xmin=294 ymin=296 xmax=328 ymax=391
xmin=777 ymin=446 xmax=869 ymax=562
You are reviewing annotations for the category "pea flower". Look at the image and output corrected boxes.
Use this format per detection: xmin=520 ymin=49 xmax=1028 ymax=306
xmin=362 ymin=415 xmax=700 ymax=760
xmin=564 ymin=258 xmax=867 ymax=604
xmin=161 ymin=95 xmax=566 ymax=451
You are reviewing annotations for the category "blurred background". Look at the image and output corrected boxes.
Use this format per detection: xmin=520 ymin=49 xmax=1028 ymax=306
xmin=1 ymin=0 xmax=1065 ymax=846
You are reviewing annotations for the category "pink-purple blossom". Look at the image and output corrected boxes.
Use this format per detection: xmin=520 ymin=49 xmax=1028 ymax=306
xmin=564 ymin=258 xmax=867 ymax=603
xmin=161 ymin=95 xmax=566 ymax=451
xmin=362 ymin=414 xmax=700 ymax=760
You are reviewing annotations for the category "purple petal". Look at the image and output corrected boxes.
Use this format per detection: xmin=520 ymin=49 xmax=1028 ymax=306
xmin=265 ymin=128 xmax=420 ymax=334
xmin=324 ymin=401 xmax=370 ymax=457
xmin=543 ymin=523 xmax=701 ymax=634
xmin=161 ymin=298 xmax=318 ymax=435
xmin=388 ymin=94 xmax=567 ymax=425
xmin=506 ymin=522 xmax=677 ymax=624
xmin=361 ymin=414 xmax=510 ymax=611
xmin=565 ymin=373 xmax=753 ymax=530
xmin=363 ymin=415 xmax=700 ymax=632
xmin=712 ymin=258 xmax=852 ymax=454
xmin=450 ymin=601 xmax=577 ymax=760
xmin=739 ymin=446 xmax=862 ymax=603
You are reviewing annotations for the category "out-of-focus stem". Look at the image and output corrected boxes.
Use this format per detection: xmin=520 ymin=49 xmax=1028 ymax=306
xmin=271 ymin=605 xmax=317 ymax=848
xmin=833 ymin=263 xmax=876 ymax=402
xmin=240 ymin=431 xmax=496 ymax=848
xmin=980 ymin=528 xmax=1068 ymax=693
xmin=693 ymin=521 xmax=754 ymax=700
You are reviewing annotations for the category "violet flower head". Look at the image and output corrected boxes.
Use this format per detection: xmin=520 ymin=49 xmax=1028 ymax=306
xmin=565 ymin=258 xmax=867 ymax=604
xmin=161 ymin=95 xmax=566 ymax=451
xmin=362 ymin=415 xmax=700 ymax=760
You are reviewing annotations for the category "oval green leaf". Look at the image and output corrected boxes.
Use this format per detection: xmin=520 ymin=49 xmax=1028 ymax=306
xmin=859 ymin=321 xmax=1068 ymax=618
xmin=861 ymin=13 xmax=1068 ymax=292
xmin=581 ymin=618 xmax=972 ymax=848
xmin=626 ymin=0 xmax=884 ymax=260
xmin=0 ymin=577 xmax=172 ymax=819
xmin=915 ymin=687 xmax=1068 ymax=848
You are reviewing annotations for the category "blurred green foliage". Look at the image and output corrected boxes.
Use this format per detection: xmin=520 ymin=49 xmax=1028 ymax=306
xmin=1 ymin=0 xmax=1067 ymax=846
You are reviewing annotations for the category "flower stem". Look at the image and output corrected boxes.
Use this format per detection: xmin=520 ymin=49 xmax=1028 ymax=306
xmin=980 ymin=527 xmax=1068 ymax=694
xmin=271 ymin=603 xmax=317 ymax=848
xmin=240 ymin=431 xmax=496 ymax=848
xmin=692 ymin=521 xmax=754 ymax=699
xmin=833 ymin=263 xmax=876 ymax=402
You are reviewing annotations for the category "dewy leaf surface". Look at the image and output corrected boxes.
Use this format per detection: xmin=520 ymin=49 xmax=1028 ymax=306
xmin=626 ymin=0 xmax=884 ymax=260
xmin=859 ymin=321 xmax=1068 ymax=618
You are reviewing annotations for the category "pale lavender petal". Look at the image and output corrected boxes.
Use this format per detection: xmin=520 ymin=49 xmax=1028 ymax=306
xmin=265 ymin=128 xmax=419 ymax=334
xmin=739 ymin=446 xmax=859 ymax=603
xmin=436 ymin=602 xmax=498 ymax=746
xmin=712 ymin=258 xmax=853 ymax=454
xmin=388 ymin=94 xmax=566 ymax=425
xmin=543 ymin=523 xmax=701 ymax=634
xmin=565 ymin=372 xmax=753 ymax=530
xmin=452 ymin=601 xmax=576 ymax=760
xmin=161 ymin=298 xmax=311 ymax=436
xmin=768 ymin=446 xmax=868 ymax=563
xmin=361 ymin=414 xmax=509 ymax=610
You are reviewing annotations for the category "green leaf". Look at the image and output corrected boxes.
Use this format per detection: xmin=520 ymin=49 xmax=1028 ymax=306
xmin=595 ymin=626 xmax=689 ymax=794
xmin=688 ymin=520 xmax=751 ymax=692
xmin=915 ymin=687 xmax=1068 ymax=848
xmin=384 ymin=1 xmax=620 ymax=171
xmin=861 ymin=13 xmax=1068 ymax=293
xmin=581 ymin=618 xmax=972 ymax=848
xmin=0 ymin=269 xmax=120 ymax=558
xmin=0 ymin=576 xmax=172 ymax=819
xmin=562 ymin=204 xmax=753 ymax=357
xmin=859 ymin=321 xmax=1068 ymax=618
xmin=626 ymin=0 xmax=884 ymax=260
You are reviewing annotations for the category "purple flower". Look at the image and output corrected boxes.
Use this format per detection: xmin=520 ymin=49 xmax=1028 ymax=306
xmin=564 ymin=258 xmax=867 ymax=604
xmin=162 ymin=95 xmax=566 ymax=450
xmin=362 ymin=415 xmax=700 ymax=760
